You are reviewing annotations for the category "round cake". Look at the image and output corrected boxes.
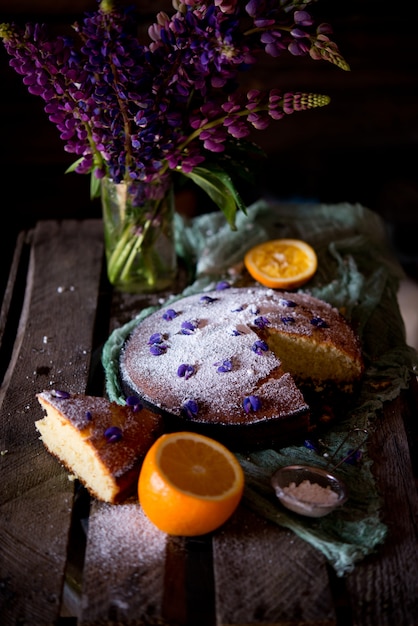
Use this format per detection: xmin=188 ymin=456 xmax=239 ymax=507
xmin=119 ymin=287 xmax=364 ymax=449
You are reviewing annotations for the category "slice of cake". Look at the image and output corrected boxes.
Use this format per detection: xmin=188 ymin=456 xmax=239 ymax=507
xmin=119 ymin=287 xmax=364 ymax=450
xmin=36 ymin=390 xmax=164 ymax=503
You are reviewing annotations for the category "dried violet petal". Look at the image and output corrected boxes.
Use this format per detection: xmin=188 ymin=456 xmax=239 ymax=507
xmin=243 ymin=395 xmax=261 ymax=413
xmin=182 ymin=399 xmax=199 ymax=419
xmin=231 ymin=305 xmax=244 ymax=312
xmin=177 ymin=363 xmax=195 ymax=379
xmin=230 ymin=328 xmax=241 ymax=336
xmin=85 ymin=410 xmax=93 ymax=421
xmin=216 ymin=281 xmax=230 ymax=290
xmin=126 ymin=395 xmax=143 ymax=412
xmin=310 ymin=316 xmax=329 ymax=328
xmin=162 ymin=308 xmax=178 ymax=321
xmin=252 ymin=340 xmax=269 ymax=355
xmin=254 ymin=316 xmax=270 ymax=329
xmin=249 ymin=305 xmax=260 ymax=315
xmin=52 ymin=390 xmax=70 ymax=399
xmin=104 ymin=426 xmax=123 ymax=443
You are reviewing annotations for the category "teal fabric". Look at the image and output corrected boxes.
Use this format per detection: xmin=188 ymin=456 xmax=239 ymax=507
xmin=102 ymin=200 xmax=418 ymax=577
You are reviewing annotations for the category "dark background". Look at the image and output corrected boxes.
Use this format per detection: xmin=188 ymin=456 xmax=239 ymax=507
xmin=1 ymin=0 xmax=417 ymax=299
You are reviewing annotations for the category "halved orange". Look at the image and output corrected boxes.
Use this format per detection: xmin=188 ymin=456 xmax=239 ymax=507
xmin=244 ymin=238 xmax=318 ymax=289
xmin=138 ymin=432 xmax=244 ymax=536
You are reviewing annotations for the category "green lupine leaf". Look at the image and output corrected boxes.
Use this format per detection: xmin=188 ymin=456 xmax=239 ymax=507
xmin=65 ymin=157 xmax=83 ymax=174
xmin=90 ymin=172 xmax=101 ymax=199
xmin=183 ymin=165 xmax=247 ymax=230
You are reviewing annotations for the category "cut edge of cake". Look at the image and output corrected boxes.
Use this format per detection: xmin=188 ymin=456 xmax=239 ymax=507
xmin=36 ymin=390 xmax=164 ymax=503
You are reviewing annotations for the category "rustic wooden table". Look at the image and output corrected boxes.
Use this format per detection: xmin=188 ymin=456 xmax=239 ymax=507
xmin=1 ymin=219 xmax=418 ymax=626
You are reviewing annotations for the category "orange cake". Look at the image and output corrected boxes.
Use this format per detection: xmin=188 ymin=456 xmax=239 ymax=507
xmin=119 ymin=287 xmax=364 ymax=449
xmin=36 ymin=390 xmax=164 ymax=503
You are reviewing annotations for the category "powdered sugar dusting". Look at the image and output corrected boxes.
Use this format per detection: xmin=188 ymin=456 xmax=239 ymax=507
xmin=120 ymin=288 xmax=318 ymax=426
xmin=82 ymin=502 xmax=168 ymax=619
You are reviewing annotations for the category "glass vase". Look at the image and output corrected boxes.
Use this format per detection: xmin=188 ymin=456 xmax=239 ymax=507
xmin=101 ymin=177 xmax=177 ymax=293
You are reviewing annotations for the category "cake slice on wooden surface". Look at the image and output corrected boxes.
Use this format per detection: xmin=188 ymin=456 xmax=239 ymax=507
xmin=35 ymin=390 xmax=164 ymax=503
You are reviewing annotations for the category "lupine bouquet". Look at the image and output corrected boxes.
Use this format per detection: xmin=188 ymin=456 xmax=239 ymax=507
xmin=0 ymin=0 xmax=349 ymax=229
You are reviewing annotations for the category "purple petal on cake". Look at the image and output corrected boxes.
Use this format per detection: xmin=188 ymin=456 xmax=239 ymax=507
xmin=200 ymin=295 xmax=218 ymax=304
xmin=231 ymin=328 xmax=241 ymax=335
xmin=215 ymin=359 xmax=233 ymax=373
xmin=104 ymin=426 xmax=123 ymax=443
xmin=251 ymin=340 xmax=269 ymax=354
xmin=216 ymin=281 xmax=230 ymax=290
xmin=310 ymin=316 xmax=329 ymax=328
xmin=279 ymin=298 xmax=297 ymax=307
xmin=148 ymin=332 xmax=164 ymax=345
xmin=162 ymin=309 xmax=178 ymax=321
xmin=85 ymin=410 xmax=93 ymax=421
xmin=182 ymin=399 xmax=199 ymax=419
xmin=126 ymin=395 xmax=143 ymax=411
xmin=149 ymin=344 xmax=167 ymax=355
xmin=243 ymin=395 xmax=261 ymax=413
xmin=181 ymin=319 xmax=199 ymax=334
xmin=177 ymin=363 xmax=195 ymax=379
xmin=254 ymin=316 xmax=270 ymax=329
xmin=280 ymin=316 xmax=295 ymax=325
xmin=231 ymin=306 xmax=244 ymax=312
xmin=52 ymin=389 xmax=70 ymax=399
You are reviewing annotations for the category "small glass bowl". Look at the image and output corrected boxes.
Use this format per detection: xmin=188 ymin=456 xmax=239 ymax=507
xmin=271 ymin=465 xmax=348 ymax=518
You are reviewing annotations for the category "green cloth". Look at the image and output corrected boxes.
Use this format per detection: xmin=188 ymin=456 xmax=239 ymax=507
xmin=102 ymin=200 xmax=418 ymax=577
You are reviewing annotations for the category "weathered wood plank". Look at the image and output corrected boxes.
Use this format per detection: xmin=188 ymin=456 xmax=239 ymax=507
xmin=213 ymin=506 xmax=336 ymax=626
xmin=344 ymin=391 xmax=418 ymax=626
xmin=0 ymin=219 xmax=104 ymax=625
xmin=80 ymin=500 xmax=170 ymax=624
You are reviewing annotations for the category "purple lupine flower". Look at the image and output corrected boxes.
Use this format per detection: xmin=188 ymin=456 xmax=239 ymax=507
xmin=279 ymin=298 xmax=297 ymax=308
xmin=243 ymin=395 xmax=261 ymax=413
xmin=150 ymin=344 xmax=168 ymax=355
xmin=310 ymin=316 xmax=329 ymax=328
xmin=214 ymin=359 xmax=233 ymax=373
xmin=254 ymin=316 xmax=270 ymax=329
xmin=0 ymin=1 xmax=348 ymax=226
xmin=182 ymin=399 xmax=199 ymax=419
xmin=200 ymin=295 xmax=218 ymax=304
xmin=162 ymin=309 xmax=178 ymax=321
xmin=126 ymin=395 xmax=143 ymax=412
xmin=104 ymin=426 xmax=123 ymax=443
xmin=181 ymin=320 xmax=199 ymax=334
xmin=252 ymin=340 xmax=269 ymax=355
xmin=177 ymin=363 xmax=195 ymax=379
xmin=304 ymin=439 xmax=320 ymax=453
xmin=52 ymin=389 xmax=70 ymax=399
xmin=148 ymin=333 xmax=164 ymax=345
xmin=280 ymin=316 xmax=295 ymax=325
